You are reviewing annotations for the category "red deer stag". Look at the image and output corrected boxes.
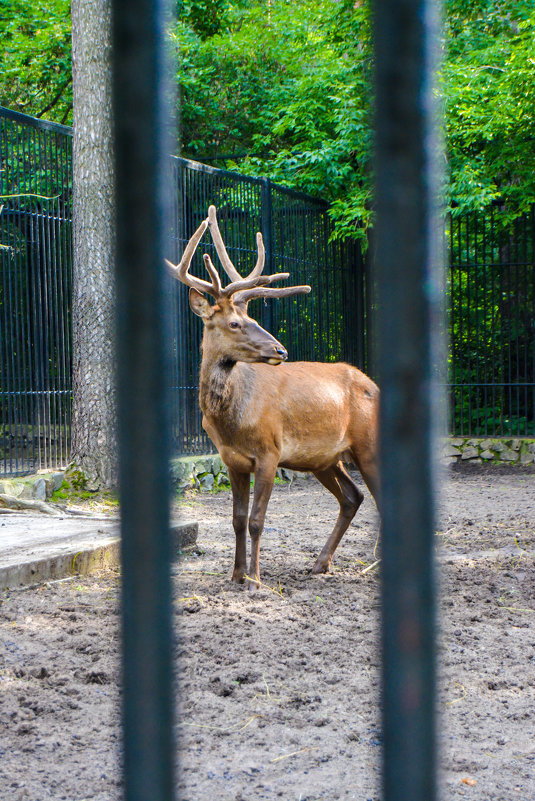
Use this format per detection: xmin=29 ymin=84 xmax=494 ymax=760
xmin=166 ymin=206 xmax=379 ymax=590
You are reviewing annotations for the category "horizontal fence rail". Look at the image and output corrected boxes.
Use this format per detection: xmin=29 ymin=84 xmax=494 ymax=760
xmin=1 ymin=106 xmax=534 ymax=475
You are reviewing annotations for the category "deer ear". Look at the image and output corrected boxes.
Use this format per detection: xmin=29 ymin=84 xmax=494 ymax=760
xmin=189 ymin=287 xmax=212 ymax=319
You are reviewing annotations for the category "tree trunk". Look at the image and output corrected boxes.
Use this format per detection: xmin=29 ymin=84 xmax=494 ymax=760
xmin=71 ymin=0 xmax=116 ymax=488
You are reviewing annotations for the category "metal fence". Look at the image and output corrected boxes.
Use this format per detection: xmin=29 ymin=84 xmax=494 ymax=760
xmin=448 ymin=205 xmax=535 ymax=436
xmin=1 ymin=106 xmax=534 ymax=476
xmin=0 ymin=107 xmax=368 ymax=473
xmin=0 ymin=108 xmax=73 ymax=476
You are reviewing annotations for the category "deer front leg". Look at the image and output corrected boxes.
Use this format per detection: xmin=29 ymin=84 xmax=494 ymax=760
xmin=247 ymin=460 xmax=277 ymax=591
xmin=228 ymin=468 xmax=250 ymax=583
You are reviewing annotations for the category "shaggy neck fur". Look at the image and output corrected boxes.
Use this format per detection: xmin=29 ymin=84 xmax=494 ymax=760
xmin=199 ymin=354 xmax=236 ymax=418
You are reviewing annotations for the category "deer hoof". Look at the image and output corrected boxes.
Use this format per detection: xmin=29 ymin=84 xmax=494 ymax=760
xmin=231 ymin=570 xmax=246 ymax=584
xmin=246 ymin=577 xmax=261 ymax=592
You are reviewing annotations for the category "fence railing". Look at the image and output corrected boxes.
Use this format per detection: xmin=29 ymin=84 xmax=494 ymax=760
xmin=0 ymin=107 xmax=368 ymax=473
xmin=448 ymin=205 xmax=535 ymax=437
xmin=1 ymin=106 xmax=534 ymax=475
xmin=0 ymin=107 xmax=73 ymax=476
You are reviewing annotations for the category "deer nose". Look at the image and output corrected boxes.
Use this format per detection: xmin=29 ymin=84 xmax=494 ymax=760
xmin=275 ymin=346 xmax=288 ymax=360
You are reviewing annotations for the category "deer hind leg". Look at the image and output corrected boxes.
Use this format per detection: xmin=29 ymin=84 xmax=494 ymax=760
xmin=247 ymin=459 xmax=278 ymax=591
xmin=228 ymin=468 xmax=250 ymax=584
xmin=311 ymin=462 xmax=364 ymax=574
xmin=351 ymin=446 xmax=380 ymax=508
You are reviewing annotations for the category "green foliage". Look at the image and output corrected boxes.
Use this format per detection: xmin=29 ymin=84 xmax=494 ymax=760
xmin=444 ymin=0 xmax=535 ymax=223
xmin=0 ymin=0 xmax=72 ymax=123
xmin=176 ymin=0 xmax=234 ymax=39
xmin=173 ymin=0 xmax=374 ymax=241
xmin=1 ymin=0 xmax=534 ymax=235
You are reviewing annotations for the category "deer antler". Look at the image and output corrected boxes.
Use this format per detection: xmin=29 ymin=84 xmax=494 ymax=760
xmin=167 ymin=206 xmax=312 ymax=304
xmin=165 ymin=216 xmax=224 ymax=298
xmin=207 ymin=205 xmax=311 ymax=304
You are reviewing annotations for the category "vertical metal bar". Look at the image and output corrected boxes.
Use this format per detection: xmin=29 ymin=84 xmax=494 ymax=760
xmin=490 ymin=205 xmax=498 ymax=434
xmin=482 ymin=210 xmax=488 ymax=436
xmin=532 ymin=204 xmax=535 ymax=436
xmin=374 ymin=1 xmax=442 ymax=801
xmin=111 ymin=1 xmax=175 ymax=800
xmin=261 ymin=178 xmax=274 ymax=333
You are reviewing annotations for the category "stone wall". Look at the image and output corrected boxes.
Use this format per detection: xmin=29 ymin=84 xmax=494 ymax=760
xmin=443 ymin=438 xmax=535 ymax=465
xmin=172 ymin=439 xmax=535 ymax=492
xmin=171 ymin=455 xmax=305 ymax=492
xmin=0 ymin=440 xmax=532 ymax=503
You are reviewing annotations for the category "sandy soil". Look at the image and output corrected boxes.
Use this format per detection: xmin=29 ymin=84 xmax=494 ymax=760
xmin=0 ymin=463 xmax=534 ymax=800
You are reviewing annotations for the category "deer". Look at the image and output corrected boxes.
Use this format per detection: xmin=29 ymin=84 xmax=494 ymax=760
xmin=166 ymin=205 xmax=379 ymax=591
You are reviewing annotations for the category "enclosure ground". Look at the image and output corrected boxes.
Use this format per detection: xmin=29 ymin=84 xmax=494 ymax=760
xmin=0 ymin=464 xmax=534 ymax=800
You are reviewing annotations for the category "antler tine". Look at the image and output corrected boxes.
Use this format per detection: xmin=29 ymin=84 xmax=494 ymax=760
xmin=233 ymin=283 xmax=312 ymax=307
xmin=221 ymin=270 xmax=291 ymax=298
xmin=249 ymin=231 xmax=265 ymax=279
xmin=166 ymin=257 xmax=219 ymax=298
xmin=165 ymin=217 xmax=221 ymax=299
xmin=221 ymin=275 xmax=271 ymax=298
xmin=202 ymin=254 xmax=222 ymax=296
xmin=208 ymin=205 xmax=242 ymax=282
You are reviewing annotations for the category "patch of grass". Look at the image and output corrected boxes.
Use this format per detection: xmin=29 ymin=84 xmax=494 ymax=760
xmin=51 ymin=479 xmax=119 ymax=511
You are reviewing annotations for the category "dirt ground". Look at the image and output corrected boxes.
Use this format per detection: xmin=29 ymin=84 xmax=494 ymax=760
xmin=0 ymin=463 xmax=534 ymax=801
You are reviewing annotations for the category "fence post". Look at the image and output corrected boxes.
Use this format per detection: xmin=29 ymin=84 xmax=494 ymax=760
xmin=111 ymin=1 xmax=175 ymax=799
xmin=374 ymin=1 xmax=443 ymax=800
xmin=261 ymin=177 xmax=275 ymax=331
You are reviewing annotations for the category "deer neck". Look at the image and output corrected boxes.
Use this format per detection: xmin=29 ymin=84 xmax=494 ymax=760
xmin=198 ymin=338 xmax=244 ymax=420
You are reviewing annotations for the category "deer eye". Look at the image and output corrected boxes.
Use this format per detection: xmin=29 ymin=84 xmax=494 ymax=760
xmin=229 ymin=321 xmax=241 ymax=330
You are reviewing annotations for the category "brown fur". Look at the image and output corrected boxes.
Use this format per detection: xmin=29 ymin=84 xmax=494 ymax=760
xmin=168 ymin=207 xmax=379 ymax=590
xmin=193 ymin=295 xmax=380 ymax=590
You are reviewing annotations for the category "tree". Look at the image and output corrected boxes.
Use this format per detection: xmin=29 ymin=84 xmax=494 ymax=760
xmin=70 ymin=0 xmax=116 ymax=488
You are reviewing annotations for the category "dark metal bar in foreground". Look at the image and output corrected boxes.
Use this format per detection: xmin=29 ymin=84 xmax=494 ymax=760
xmin=374 ymin=1 xmax=443 ymax=800
xmin=112 ymin=1 xmax=175 ymax=800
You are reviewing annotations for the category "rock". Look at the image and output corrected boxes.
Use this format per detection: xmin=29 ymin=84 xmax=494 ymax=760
xmin=0 ymin=480 xmax=24 ymax=498
xmin=527 ymin=442 xmax=535 ymax=454
xmin=20 ymin=478 xmax=47 ymax=501
xmin=170 ymin=461 xmax=187 ymax=481
xmin=43 ymin=473 xmax=65 ymax=498
xmin=450 ymin=438 xmax=465 ymax=447
xmin=479 ymin=439 xmax=494 ymax=451
xmin=480 ymin=450 xmax=494 ymax=460
xmin=461 ymin=447 xmax=479 ymax=460
xmin=51 ymin=472 xmax=65 ymax=492
xmin=491 ymin=440 xmax=506 ymax=453
xmin=520 ymin=452 xmax=534 ymax=465
xmin=509 ymin=439 xmax=521 ymax=451
xmin=215 ymin=467 xmax=230 ymax=485
xmin=210 ymin=455 xmax=224 ymax=475
xmin=199 ymin=473 xmax=215 ymax=490
xmin=32 ymin=479 xmax=47 ymax=501
xmin=194 ymin=460 xmax=208 ymax=476
xmin=500 ymin=449 xmax=518 ymax=462
xmin=443 ymin=445 xmax=461 ymax=458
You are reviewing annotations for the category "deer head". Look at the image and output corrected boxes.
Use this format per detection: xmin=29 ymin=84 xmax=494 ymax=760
xmin=166 ymin=206 xmax=311 ymax=366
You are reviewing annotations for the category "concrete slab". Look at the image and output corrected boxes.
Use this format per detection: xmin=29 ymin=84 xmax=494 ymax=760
xmin=0 ymin=514 xmax=198 ymax=590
